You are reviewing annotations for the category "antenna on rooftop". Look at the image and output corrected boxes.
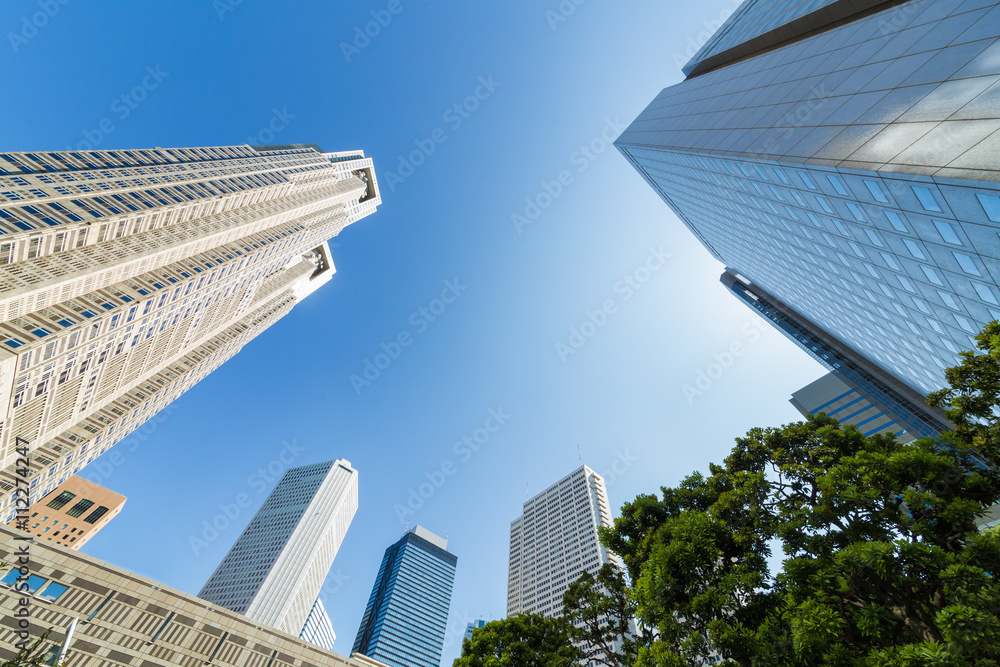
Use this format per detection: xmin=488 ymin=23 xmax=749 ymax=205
xmin=577 ymin=444 xmax=582 ymax=464
xmin=526 ymin=482 xmax=529 ymax=501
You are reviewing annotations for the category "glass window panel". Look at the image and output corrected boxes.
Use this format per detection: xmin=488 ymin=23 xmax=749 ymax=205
xmin=865 ymin=180 xmax=889 ymax=203
xmin=954 ymin=253 xmax=980 ymax=276
xmin=933 ymin=220 xmax=961 ymax=245
xmin=977 ymin=194 xmax=1000 ymax=222
xmin=912 ymin=186 xmax=942 ymax=212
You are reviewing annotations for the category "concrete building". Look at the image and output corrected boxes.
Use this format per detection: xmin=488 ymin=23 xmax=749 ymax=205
xmin=0 ymin=144 xmax=379 ymax=514
xmin=353 ymin=526 xmax=457 ymax=667
xmin=6 ymin=475 xmax=124 ymax=549
xmin=506 ymin=465 xmax=620 ymax=619
xmin=791 ymin=372 xmax=916 ymax=442
xmin=0 ymin=524 xmax=387 ymax=667
xmin=299 ymin=597 xmax=336 ymax=652
xmin=617 ymin=0 xmax=1000 ymax=408
xmin=199 ymin=460 xmax=358 ymax=637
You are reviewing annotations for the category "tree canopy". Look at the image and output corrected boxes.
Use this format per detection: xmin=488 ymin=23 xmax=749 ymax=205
xmin=452 ymin=613 xmax=583 ymax=667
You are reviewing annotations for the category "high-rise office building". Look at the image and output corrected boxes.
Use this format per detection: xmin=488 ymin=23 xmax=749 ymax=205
xmin=300 ymin=597 xmax=337 ymax=652
xmin=352 ymin=526 xmax=458 ymax=667
xmin=722 ymin=269 xmax=951 ymax=439
xmin=0 ymin=144 xmax=379 ymax=513
xmin=464 ymin=619 xmax=486 ymax=643
xmin=506 ymin=465 xmax=621 ymax=619
xmin=791 ymin=372 xmax=915 ymax=442
xmin=6 ymin=474 xmax=125 ymax=549
xmin=198 ymin=460 xmax=359 ymax=636
xmin=0 ymin=524 xmax=389 ymax=667
xmin=617 ymin=0 xmax=1000 ymax=406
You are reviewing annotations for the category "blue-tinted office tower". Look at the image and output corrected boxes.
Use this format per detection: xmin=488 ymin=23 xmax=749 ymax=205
xmin=618 ymin=0 xmax=1000 ymax=416
xmin=352 ymin=526 xmax=457 ymax=667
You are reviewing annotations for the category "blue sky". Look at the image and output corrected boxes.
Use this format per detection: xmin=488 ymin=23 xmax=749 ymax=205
xmin=1 ymin=0 xmax=824 ymax=663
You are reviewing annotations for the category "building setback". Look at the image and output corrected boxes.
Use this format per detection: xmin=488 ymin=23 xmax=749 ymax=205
xmin=198 ymin=460 xmax=358 ymax=637
xmin=791 ymin=371 xmax=915 ymax=442
xmin=5 ymin=475 xmax=125 ymax=549
xmin=352 ymin=526 xmax=457 ymax=667
xmin=0 ymin=144 xmax=379 ymax=515
xmin=617 ymin=0 xmax=1000 ymax=407
xmin=0 ymin=525 xmax=388 ymax=667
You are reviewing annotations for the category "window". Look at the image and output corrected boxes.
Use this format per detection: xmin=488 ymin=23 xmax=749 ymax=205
xmin=817 ymin=196 xmax=834 ymax=214
xmin=912 ymin=186 xmax=942 ymax=212
xmin=865 ymin=180 xmax=889 ymax=203
xmin=976 ymin=194 xmax=1000 ymax=222
xmin=847 ymin=202 xmax=866 ymax=221
xmin=973 ymin=282 xmax=999 ymax=305
xmin=46 ymin=491 xmax=76 ymax=510
xmin=954 ymin=253 xmax=981 ymax=276
xmin=83 ymin=506 xmax=110 ymax=524
xmin=933 ymin=220 xmax=961 ymax=245
xmin=66 ymin=499 xmax=94 ymax=518
xmin=827 ymin=174 xmax=849 ymax=196
xmin=37 ymin=582 xmax=68 ymax=602
xmin=903 ymin=239 xmax=926 ymax=260
xmin=922 ymin=266 xmax=944 ymax=286
xmin=798 ymin=171 xmax=817 ymax=190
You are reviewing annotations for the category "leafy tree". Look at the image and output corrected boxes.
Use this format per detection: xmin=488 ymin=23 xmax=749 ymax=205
xmin=589 ymin=322 xmax=1000 ymax=666
xmin=453 ymin=613 xmax=583 ymax=667
xmin=562 ymin=562 xmax=655 ymax=667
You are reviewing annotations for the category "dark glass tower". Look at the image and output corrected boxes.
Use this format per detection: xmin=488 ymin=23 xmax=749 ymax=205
xmin=617 ymin=0 xmax=1000 ymax=404
xmin=352 ymin=526 xmax=457 ymax=667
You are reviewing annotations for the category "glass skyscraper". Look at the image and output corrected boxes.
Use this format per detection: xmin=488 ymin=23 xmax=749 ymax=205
xmin=198 ymin=460 xmax=359 ymax=637
xmin=352 ymin=526 xmax=457 ymax=667
xmin=617 ymin=0 xmax=1000 ymax=406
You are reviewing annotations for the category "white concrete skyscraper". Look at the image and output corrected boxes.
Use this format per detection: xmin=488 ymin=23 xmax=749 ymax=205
xmin=506 ymin=465 xmax=621 ymax=619
xmin=198 ymin=459 xmax=359 ymax=636
xmin=300 ymin=597 xmax=337 ymax=651
xmin=0 ymin=144 xmax=379 ymax=514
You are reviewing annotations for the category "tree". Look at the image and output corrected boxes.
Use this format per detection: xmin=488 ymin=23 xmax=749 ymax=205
xmin=453 ymin=613 xmax=583 ymax=667
xmin=562 ymin=563 xmax=655 ymax=667
xmin=589 ymin=322 xmax=1000 ymax=666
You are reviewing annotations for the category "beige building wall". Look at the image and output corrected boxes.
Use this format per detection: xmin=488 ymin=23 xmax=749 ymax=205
xmin=0 ymin=525 xmax=387 ymax=667
xmin=6 ymin=475 xmax=125 ymax=549
xmin=0 ymin=145 xmax=379 ymax=515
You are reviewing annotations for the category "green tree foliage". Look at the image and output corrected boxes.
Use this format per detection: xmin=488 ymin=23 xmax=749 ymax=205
xmin=562 ymin=562 xmax=654 ymax=667
xmin=592 ymin=323 xmax=1000 ymax=666
xmin=453 ymin=613 xmax=583 ymax=667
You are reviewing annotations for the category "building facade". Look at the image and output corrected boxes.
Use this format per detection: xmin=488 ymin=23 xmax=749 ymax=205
xmin=300 ymin=597 xmax=337 ymax=652
xmin=463 ymin=619 xmax=486 ymax=643
xmin=352 ymin=526 xmax=458 ymax=667
xmin=198 ymin=460 xmax=359 ymax=637
xmin=0 ymin=144 xmax=379 ymax=515
xmin=506 ymin=465 xmax=621 ymax=618
xmin=617 ymin=0 xmax=1000 ymax=404
xmin=5 ymin=474 xmax=125 ymax=549
xmin=0 ymin=525 xmax=388 ymax=667
xmin=791 ymin=371 xmax=916 ymax=442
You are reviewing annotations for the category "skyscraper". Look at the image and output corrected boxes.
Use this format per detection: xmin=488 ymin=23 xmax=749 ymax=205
xmin=352 ymin=526 xmax=457 ymax=667
xmin=198 ymin=460 xmax=359 ymax=636
xmin=300 ymin=597 xmax=337 ymax=652
xmin=464 ymin=619 xmax=487 ymax=643
xmin=506 ymin=465 xmax=621 ymax=619
xmin=7 ymin=474 xmax=125 ymax=549
xmin=0 ymin=144 xmax=379 ymax=512
xmin=617 ymin=0 xmax=1000 ymax=405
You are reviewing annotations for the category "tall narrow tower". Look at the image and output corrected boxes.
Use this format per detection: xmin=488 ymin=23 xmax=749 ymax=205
xmin=198 ymin=459 xmax=359 ymax=636
xmin=506 ymin=465 xmax=620 ymax=616
xmin=352 ymin=526 xmax=458 ymax=667
xmin=0 ymin=145 xmax=379 ymax=514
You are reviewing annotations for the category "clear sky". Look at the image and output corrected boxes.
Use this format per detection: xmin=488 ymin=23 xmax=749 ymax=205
xmin=1 ymin=0 xmax=824 ymax=663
